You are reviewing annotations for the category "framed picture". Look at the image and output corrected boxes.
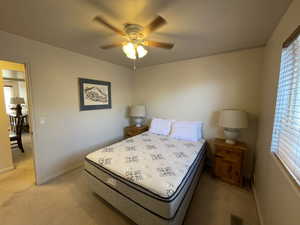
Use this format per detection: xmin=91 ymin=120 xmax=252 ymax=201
xmin=79 ymin=78 xmax=111 ymax=111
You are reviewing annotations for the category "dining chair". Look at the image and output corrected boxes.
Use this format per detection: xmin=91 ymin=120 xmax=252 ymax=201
xmin=9 ymin=115 xmax=25 ymax=152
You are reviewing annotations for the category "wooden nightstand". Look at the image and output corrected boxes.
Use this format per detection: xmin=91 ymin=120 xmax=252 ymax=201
xmin=124 ymin=125 xmax=148 ymax=138
xmin=213 ymin=138 xmax=247 ymax=186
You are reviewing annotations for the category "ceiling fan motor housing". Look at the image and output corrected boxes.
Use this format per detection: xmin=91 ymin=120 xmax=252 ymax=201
xmin=124 ymin=24 xmax=144 ymax=41
xmin=98 ymin=15 xmax=174 ymax=51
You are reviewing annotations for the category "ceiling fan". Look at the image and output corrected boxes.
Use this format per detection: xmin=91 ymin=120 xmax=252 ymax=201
xmin=95 ymin=15 xmax=174 ymax=60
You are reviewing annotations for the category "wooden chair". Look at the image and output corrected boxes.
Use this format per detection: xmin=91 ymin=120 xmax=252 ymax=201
xmin=9 ymin=115 xmax=25 ymax=152
xmin=9 ymin=115 xmax=17 ymax=132
xmin=9 ymin=114 xmax=29 ymax=133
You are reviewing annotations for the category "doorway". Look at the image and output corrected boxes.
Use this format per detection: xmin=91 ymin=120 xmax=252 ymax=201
xmin=0 ymin=61 xmax=35 ymax=200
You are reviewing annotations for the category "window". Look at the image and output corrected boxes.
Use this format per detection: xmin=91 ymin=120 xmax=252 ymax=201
xmin=3 ymin=85 xmax=13 ymax=114
xmin=271 ymin=26 xmax=300 ymax=185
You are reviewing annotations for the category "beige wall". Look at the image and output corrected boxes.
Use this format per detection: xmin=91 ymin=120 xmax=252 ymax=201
xmin=0 ymin=60 xmax=25 ymax=72
xmin=0 ymin=72 xmax=13 ymax=173
xmin=254 ymin=0 xmax=300 ymax=224
xmin=0 ymin=30 xmax=133 ymax=184
xmin=133 ymin=48 xmax=264 ymax=177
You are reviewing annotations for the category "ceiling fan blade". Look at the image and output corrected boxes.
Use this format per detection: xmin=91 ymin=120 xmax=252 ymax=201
xmin=144 ymin=16 xmax=167 ymax=34
xmin=144 ymin=40 xmax=174 ymax=49
xmin=100 ymin=42 xmax=123 ymax=49
xmin=94 ymin=16 xmax=125 ymax=36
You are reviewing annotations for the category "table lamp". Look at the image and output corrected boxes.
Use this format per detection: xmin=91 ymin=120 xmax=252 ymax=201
xmin=130 ymin=105 xmax=146 ymax=127
xmin=219 ymin=109 xmax=248 ymax=144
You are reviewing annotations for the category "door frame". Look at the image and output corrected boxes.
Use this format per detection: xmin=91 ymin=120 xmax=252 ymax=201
xmin=1 ymin=60 xmax=39 ymax=184
xmin=24 ymin=62 xmax=39 ymax=184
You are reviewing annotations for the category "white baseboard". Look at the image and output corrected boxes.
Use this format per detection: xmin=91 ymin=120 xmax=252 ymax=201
xmin=36 ymin=162 xmax=83 ymax=185
xmin=0 ymin=165 xmax=15 ymax=174
xmin=253 ymin=186 xmax=265 ymax=225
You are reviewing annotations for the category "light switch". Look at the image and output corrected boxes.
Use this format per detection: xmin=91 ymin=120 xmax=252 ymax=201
xmin=40 ymin=117 xmax=46 ymax=125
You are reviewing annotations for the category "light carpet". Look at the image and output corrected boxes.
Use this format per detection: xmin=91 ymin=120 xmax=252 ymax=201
xmin=0 ymin=168 xmax=259 ymax=225
xmin=0 ymin=134 xmax=259 ymax=225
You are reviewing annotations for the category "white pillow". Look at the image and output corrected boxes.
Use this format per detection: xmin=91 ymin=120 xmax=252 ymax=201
xmin=170 ymin=121 xmax=203 ymax=142
xmin=149 ymin=118 xmax=173 ymax=136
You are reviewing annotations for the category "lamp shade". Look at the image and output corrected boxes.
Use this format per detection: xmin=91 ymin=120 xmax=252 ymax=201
xmin=219 ymin=109 xmax=248 ymax=129
xmin=130 ymin=105 xmax=146 ymax=117
xmin=10 ymin=97 xmax=25 ymax=105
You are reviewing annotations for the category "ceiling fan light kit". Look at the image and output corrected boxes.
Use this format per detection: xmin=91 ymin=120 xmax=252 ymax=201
xmin=122 ymin=42 xmax=148 ymax=60
xmin=95 ymin=15 xmax=174 ymax=69
xmin=122 ymin=42 xmax=136 ymax=59
xmin=136 ymin=45 xmax=147 ymax=58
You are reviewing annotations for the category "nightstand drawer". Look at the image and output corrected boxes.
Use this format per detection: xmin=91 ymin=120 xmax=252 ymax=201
xmin=126 ymin=130 xmax=138 ymax=136
xmin=215 ymin=147 xmax=242 ymax=163
xmin=214 ymin=157 xmax=241 ymax=185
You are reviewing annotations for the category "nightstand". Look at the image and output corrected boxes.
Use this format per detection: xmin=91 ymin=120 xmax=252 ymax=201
xmin=124 ymin=125 xmax=148 ymax=138
xmin=213 ymin=138 xmax=246 ymax=186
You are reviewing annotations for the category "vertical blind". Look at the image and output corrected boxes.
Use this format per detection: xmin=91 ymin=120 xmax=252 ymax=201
xmin=271 ymin=31 xmax=300 ymax=184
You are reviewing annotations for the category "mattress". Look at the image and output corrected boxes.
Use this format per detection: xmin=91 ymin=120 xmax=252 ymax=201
xmin=85 ymin=155 xmax=205 ymax=225
xmin=85 ymin=132 xmax=206 ymax=219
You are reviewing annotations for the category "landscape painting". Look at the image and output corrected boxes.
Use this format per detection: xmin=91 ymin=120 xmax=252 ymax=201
xmin=79 ymin=78 xmax=111 ymax=110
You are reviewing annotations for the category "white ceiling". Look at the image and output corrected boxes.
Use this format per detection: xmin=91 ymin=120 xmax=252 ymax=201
xmin=0 ymin=0 xmax=291 ymax=69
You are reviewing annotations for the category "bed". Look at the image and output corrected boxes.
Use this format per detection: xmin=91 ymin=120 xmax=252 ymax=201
xmin=85 ymin=131 xmax=207 ymax=225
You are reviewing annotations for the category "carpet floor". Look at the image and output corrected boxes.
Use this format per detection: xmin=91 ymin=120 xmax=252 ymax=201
xmin=0 ymin=134 xmax=259 ymax=225
xmin=0 ymin=170 xmax=259 ymax=225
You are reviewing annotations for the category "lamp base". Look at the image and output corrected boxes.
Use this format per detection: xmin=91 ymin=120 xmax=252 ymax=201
xmin=16 ymin=104 xmax=22 ymax=117
xmin=133 ymin=117 xmax=144 ymax=127
xmin=224 ymin=128 xmax=240 ymax=145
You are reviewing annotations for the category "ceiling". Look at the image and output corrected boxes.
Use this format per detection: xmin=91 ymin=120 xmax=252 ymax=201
xmin=0 ymin=0 xmax=291 ymax=69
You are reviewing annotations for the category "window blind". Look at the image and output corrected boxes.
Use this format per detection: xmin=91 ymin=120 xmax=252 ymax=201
xmin=271 ymin=31 xmax=300 ymax=184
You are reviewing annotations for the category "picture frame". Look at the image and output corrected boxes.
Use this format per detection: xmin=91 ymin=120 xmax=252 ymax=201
xmin=79 ymin=78 xmax=111 ymax=111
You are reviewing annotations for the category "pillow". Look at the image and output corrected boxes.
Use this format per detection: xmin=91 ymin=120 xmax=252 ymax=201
xmin=170 ymin=121 xmax=203 ymax=142
xmin=149 ymin=118 xmax=173 ymax=136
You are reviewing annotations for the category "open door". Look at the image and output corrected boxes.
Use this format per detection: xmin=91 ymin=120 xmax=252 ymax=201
xmin=0 ymin=60 xmax=36 ymax=190
xmin=0 ymin=68 xmax=13 ymax=173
